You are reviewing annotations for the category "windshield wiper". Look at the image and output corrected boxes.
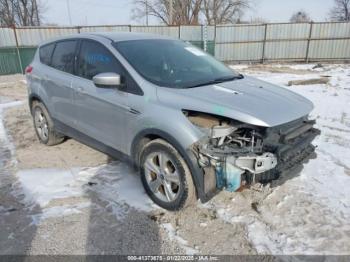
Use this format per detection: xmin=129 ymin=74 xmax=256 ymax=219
xmin=185 ymin=74 xmax=244 ymax=88
xmin=214 ymin=74 xmax=244 ymax=82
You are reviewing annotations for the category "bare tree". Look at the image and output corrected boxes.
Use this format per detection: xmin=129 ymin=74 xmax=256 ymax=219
xmin=329 ymin=0 xmax=350 ymax=21
xmin=0 ymin=0 xmax=44 ymax=26
xmin=290 ymin=10 xmax=311 ymax=23
xmin=202 ymin=0 xmax=250 ymax=25
xmin=132 ymin=0 xmax=203 ymax=25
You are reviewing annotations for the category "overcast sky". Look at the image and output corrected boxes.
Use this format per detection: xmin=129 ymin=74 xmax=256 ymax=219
xmin=42 ymin=0 xmax=335 ymax=26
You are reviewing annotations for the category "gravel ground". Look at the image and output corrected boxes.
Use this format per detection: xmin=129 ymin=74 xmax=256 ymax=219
xmin=0 ymin=64 xmax=349 ymax=255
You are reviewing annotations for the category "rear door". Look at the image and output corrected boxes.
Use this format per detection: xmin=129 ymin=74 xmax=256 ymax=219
xmin=73 ymin=39 xmax=129 ymax=152
xmin=44 ymin=40 xmax=78 ymax=126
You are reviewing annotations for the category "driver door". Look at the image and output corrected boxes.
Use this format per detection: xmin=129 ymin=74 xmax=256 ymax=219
xmin=73 ymin=39 xmax=129 ymax=152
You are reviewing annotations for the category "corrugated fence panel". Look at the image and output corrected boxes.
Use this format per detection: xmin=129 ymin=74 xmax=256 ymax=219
xmin=130 ymin=26 xmax=179 ymax=37
xmin=206 ymin=26 xmax=215 ymax=41
xmin=0 ymin=48 xmax=21 ymax=75
xmin=1 ymin=22 xmax=350 ymax=75
xmin=312 ymin=22 xmax=350 ymax=38
xmin=309 ymin=39 xmax=350 ymax=59
xmin=19 ymin=47 xmax=37 ymax=70
xmin=80 ymin=25 xmax=130 ymax=33
xmin=265 ymin=41 xmax=308 ymax=60
xmin=16 ymin=27 xmax=79 ymax=46
xmin=216 ymin=24 xmax=265 ymax=42
xmin=266 ymin=23 xmax=310 ymax=40
xmin=180 ymin=26 xmax=202 ymax=40
xmin=215 ymin=25 xmax=264 ymax=61
xmin=216 ymin=43 xmax=263 ymax=61
xmin=264 ymin=24 xmax=310 ymax=60
xmin=0 ymin=28 xmax=16 ymax=47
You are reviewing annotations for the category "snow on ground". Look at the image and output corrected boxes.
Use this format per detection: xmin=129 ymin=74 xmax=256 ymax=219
xmin=218 ymin=64 xmax=350 ymax=254
xmin=161 ymin=223 xmax=199 ymax=255
xmin=0 ymin=101 xmax=23 ymax=143
xmin=13 ymin=163 xmax=156 ymax=222
xmin=1 ymin=64 xmax=349 ymax=255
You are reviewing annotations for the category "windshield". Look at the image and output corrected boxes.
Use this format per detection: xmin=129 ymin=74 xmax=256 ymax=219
xmin=114 ymin=39 xmax=241 ymax=89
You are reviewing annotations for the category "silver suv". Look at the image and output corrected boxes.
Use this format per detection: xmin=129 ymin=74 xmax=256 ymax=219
xmin=26 ymin=33 xmax=320 ymax=210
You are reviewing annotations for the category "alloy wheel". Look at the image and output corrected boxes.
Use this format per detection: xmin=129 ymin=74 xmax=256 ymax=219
xmin=144 ymin=152 xmax=181 ymax=202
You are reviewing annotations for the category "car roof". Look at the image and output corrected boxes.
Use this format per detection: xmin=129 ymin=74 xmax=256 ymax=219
xmin=90 ymin=32 xmax=174 ymax=42
xmin=39 ymin=32 xmax=174 ymax=46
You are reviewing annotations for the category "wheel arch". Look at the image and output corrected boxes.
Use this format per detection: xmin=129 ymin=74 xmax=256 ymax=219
xmin=29 ymin=94 xmax=43 ymax=114
xmin=131 ymin=128 xmax=206 ymax=201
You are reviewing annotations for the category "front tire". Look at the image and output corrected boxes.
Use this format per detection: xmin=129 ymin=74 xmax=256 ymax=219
xmin=140 ymin=139 xmax=196 ymax=211
xmin=32 ymin=101 xmax=64 ymax=146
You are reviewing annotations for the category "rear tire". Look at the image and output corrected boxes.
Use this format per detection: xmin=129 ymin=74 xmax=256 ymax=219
xmin=32 ymin=101 xmax=64 ymax=146
xmin=140 ymin=139 xmax=196 ymax=211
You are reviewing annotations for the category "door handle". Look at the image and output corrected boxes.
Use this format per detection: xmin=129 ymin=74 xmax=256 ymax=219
xmin=76 ymin=86 xmax=86 ymax=94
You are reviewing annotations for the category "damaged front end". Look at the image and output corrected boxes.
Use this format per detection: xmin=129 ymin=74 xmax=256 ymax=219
xmin=184 ymin=110 xmax=320 ymax=195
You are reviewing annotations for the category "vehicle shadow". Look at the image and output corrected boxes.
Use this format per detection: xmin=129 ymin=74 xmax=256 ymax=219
xmin=0 ymin=141 xmax=39 ymax=256
xmin=83 ymin=160 xmax=164 ymax=255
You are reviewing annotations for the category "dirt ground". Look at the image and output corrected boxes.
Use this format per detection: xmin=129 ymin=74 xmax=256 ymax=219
xmin=1 ymin=76 xmax=108 ymax=170
xmin=1 ymin=64 xmax=349 ymax=256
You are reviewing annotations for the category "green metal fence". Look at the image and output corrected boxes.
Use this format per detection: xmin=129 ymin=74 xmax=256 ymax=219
xmin=0 ymin=47 xmax=36 ymax=75
xmin=0 ymin=47 xmax=21 ymax=75
xmin=19 ymin=47 xmax=37 ymax=72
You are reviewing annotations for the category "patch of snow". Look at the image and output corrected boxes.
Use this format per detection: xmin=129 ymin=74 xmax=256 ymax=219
xmin=230 ymin=65 xmax=248 ymax=71
xmin=0 ymin=100 xmax=23 ymax=170
xmin=14 ymin=162 xmax=156 ymax=220
xmin=211 ymin=63 xmax=350 ymax=255
xmin=79 ymin=163 xmax=156 ymax=212
xmin=0 ymin=101 xmax=23 ymax=142
xmin=14 ymin=168 xmax=87 ymax=208
xmin=161 ymin=223 xmax=199 ymax=255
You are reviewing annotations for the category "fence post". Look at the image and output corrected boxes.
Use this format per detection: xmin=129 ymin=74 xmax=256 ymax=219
xmin=12 ymin=25 xmax=24 ymax=74
xmin=203 ymin=25 xmax=208 ymax=52
xmin=214 ymin=24 xmax=217 ymax=58
xmin=305 ymin=22 xmax=313 ymax=63
xmin=178 ymin=25 xmax=181 ymax=39
xmin=129 ymin=25 xmax=132 ymax=32
xmin=200 ymin=24 xmax=204 ymax=50
xmin=261 ymin=23 xmax=268 ymax=64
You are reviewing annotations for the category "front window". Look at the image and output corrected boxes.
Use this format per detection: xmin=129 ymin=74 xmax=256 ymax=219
xmin=114 ymin=39 xmax=241 ymax=89
xmin=77 ymin=40 xmax=122 ymax=80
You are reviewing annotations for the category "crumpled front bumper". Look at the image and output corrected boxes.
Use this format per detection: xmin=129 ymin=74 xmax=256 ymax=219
xmin=198 ymin=121 xmax=320 ymax=193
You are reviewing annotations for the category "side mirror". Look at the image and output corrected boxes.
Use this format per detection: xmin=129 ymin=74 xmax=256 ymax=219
xmin=93 ymin=73 xmax=122 ymax=88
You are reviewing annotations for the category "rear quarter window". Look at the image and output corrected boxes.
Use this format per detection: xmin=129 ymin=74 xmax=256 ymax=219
xmin=39 ymin=43 xmax=55 ymax=66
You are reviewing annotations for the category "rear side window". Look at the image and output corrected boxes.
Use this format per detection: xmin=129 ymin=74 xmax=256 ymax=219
xmin=51 ymin=40 xmax=77 ymax=74
xmin=39 ymin=43 xmax=55 ymax=66
xmin=77 ymin=40 xmax=122 ymax=80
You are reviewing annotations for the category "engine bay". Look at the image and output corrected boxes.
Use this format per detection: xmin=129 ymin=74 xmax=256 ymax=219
xmin=184 ymin=110 xmax=320 ymax=194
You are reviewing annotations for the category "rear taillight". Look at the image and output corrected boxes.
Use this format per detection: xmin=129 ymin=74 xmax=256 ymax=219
xmin=25 ymin=65 xmax=33 ymax=74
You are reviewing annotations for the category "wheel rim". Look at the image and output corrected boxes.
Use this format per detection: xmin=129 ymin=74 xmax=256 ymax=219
xmin=34 ymin=108 xmax=49 ymax=141
xmin=144 ymin=152 xmax=181 ymax=202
